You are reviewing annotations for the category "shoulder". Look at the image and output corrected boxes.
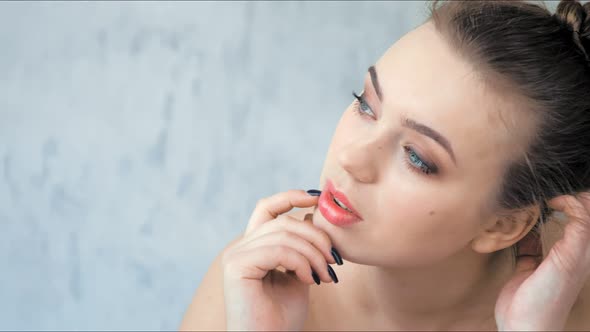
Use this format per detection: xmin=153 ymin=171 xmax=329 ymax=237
xmin=179 ymin=232 xmax=243 ymax=330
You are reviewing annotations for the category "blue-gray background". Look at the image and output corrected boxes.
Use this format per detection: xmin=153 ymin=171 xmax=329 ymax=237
xmin=0 ymin=1 xmax=555 ymax=330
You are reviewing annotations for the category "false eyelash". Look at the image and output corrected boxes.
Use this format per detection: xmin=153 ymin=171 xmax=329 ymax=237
xmin=403 ymin=146 xmax=437 ymax=175
xmin=351 ymin=90 xmax=373 ymax=117
xmin=352 ymin=90 xmax=363 ymax=103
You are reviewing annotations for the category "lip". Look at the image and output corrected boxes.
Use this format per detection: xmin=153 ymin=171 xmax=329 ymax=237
xmin=318 ymin=179 xmax=363 ymax=227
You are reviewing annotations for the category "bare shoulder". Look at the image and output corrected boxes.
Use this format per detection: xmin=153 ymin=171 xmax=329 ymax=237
xmin=179 ymin=233 xmax=242 ymax=331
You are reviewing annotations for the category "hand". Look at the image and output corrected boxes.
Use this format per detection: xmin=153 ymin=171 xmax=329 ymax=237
xmin=221 ymin=189 xmax=342 ymax=331
xmin=495 ymin=193 xmax=590 ymax=331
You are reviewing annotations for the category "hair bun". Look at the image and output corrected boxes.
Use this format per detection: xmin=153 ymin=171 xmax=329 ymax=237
xmin=555 ymin=0 xmax=590 ymax=62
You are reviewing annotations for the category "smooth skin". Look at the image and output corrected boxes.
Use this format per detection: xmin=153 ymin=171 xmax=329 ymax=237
xmin=180 ymin=21 xmax=590 ymax=330
xmin=179 ymin=191 xmax=590 ymax=330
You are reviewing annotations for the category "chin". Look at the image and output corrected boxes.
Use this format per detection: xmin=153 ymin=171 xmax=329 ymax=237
xmin=310 ymin=208 xmax=365 ymax=263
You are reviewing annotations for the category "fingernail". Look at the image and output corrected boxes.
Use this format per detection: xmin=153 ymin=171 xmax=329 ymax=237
xmin=311 ymin=269 xmax=321 ymax=285
xmin=327 ymin=265 xmax=339 ymax=283
xmin=306 ymin=189 xmax=321 ymax=196
xmin=331 ymin=247 xmax=343 ymax=265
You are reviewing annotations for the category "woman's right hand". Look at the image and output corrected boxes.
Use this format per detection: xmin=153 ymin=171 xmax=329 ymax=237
xmin=221 ymin=189 xmax=343 ymax=331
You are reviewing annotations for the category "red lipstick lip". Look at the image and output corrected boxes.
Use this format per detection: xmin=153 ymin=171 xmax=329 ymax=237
xmin=325 ymin=179 xmax=363 ymax=220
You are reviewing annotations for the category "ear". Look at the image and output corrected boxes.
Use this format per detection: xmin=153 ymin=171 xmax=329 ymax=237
xmin=470 ymin=205 xmax=540 ymax=254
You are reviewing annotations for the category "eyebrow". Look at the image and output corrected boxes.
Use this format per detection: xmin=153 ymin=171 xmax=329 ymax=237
xmin=368 ymin=65 xmax=382 ymax=100
xmin=403 ymin=117 xmax=457 ymax=165
xmin=367 ymin=65 xmax=457 ymax=165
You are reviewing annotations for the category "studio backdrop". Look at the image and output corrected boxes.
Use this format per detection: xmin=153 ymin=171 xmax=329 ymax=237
xmin=0 ymin=1 xmax=557 ymax=330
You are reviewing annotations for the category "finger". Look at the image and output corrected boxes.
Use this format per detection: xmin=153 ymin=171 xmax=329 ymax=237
xmin=245 ymin=190 xmax=320 ymax=235
xmin=548 ymin=195 xmax=590 ymax=242
xmin=303 ymin=212 xmax=343 ymax=265
xmin=240 ymin=214 xmax=336 ymax=265
xmin=576 ymin=191 xmax=590 ymax=213
xmin=229 ymin=245 xmax=316 ymax=285
xmin=546 ymin=195 xmax=590 ymax=277
xmin=237 ymin=230 xmax=334 ymax=283
xmin=548 ymin=195 xmax=589 ymax=225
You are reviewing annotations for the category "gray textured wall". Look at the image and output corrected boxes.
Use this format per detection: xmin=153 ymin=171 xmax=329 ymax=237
xmin=0 ymin=1 xmax=431 ymax=329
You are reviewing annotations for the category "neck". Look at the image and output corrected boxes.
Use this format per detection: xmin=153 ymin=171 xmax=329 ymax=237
xmin=346 ymin=247 xmax=512 ymax=330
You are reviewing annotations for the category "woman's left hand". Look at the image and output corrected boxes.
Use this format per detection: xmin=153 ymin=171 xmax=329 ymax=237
xmin=495 ymin=193 xmax=590 ymax=331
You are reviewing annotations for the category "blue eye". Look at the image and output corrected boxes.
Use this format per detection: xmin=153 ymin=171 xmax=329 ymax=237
xmin=404 ymin=146 xmax=437 ymax=175
xmin=352 ymin=91 xmax=376 ymax=118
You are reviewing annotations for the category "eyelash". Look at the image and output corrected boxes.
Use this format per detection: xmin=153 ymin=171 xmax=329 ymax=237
xmin=403 ymin=146 xmax=436 ymax=175
xmin=351 ymin=90 xmax=437 ymax=175
xmin=352 ymin=91 xmax=375 ymax=118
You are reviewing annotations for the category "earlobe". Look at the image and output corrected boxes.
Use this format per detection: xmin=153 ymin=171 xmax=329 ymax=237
xmin=470 ymin=207 xmax=540 ymax=254
xmin=471 ymin=229 xmax=503 ymax=254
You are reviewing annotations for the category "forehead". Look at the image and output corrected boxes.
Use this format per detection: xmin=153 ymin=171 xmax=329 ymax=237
xmin=373 ymin=22 xmax=530 ymax=173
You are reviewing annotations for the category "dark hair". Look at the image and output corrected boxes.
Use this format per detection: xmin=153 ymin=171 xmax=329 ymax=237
xmin=428 ymin=0 xmax=590 ymax=233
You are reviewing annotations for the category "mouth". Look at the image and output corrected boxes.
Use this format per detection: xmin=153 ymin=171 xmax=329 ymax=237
xmin=333 ymin=196 xmax=353 ymax=213
xmin=318 ymin=179 xmax=363 ymax=227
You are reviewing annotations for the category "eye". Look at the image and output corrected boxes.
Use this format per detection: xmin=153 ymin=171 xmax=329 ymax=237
xmin=403 ymin=146 xmax=437 ymax=175
xmin=352 ymin=91 xmax=376 ymax=118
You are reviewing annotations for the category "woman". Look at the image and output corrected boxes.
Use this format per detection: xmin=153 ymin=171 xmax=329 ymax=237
xmin=181 ymin=0 xmax=590 ymax=330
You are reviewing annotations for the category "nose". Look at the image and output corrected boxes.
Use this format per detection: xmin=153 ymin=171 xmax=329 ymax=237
xmin=337 ymin=134 xmax=385 ymax=184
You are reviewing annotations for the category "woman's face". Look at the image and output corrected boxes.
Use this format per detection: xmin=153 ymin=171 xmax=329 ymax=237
xmin=313 ymin=21 xmax=533 ymax=267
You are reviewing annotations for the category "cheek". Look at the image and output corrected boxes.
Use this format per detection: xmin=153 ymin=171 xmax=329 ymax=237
xmin=367 ymin=182 xmax=483 ymax=266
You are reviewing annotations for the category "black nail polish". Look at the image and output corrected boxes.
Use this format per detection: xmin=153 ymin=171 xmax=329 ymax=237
xmin=306 ymin=189 xmax=321 ymax=196
xmin=311 ymin=270 xmax=321 ymax=285
xmin=331 ymin=247 xmax=343 ymax=265
xmin=327 ymin=265 xmax=339 ymax=283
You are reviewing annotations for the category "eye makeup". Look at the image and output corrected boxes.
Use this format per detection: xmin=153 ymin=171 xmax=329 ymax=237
xmin=352 ymin=90 xmax=376 ymax=119
xmin=403 ymin=146 xmax=437 ymax=175
xmin=350 ymin=90 xmax=439 ymax=176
